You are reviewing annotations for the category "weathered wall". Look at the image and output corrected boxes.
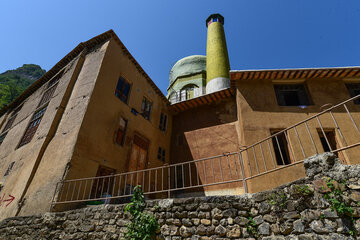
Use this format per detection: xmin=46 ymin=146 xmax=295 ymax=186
xmin=170 ymin=98 xmax=242 ymax=196
xmin=0 ymin=153 xmax=359 ymax=239
xmin=0 ymin=52 xmax=89 ymax=219
xmin=236 ymin=77 xmax=360 ymax=193
xmin=59 ymin=37 xmax=172 ymax=204
xmin=0 ymin=40 xmax=110 ymax=220
xmin=17 ymin=42 xmax=111 ymax=216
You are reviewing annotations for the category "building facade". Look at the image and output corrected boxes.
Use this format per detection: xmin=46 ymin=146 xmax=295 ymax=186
xmin=0 ymin=31 xmax=172 ymax=219
xmin=0 ymin=14 xmax=360 ymax=219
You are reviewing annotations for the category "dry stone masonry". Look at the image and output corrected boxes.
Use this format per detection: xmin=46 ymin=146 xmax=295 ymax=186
xmin=0 ymin=153 xmax=359 ymax=239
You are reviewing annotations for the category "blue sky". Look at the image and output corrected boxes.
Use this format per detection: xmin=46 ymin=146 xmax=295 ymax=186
xmin=1 ymin=0 xmax=360 ymax=94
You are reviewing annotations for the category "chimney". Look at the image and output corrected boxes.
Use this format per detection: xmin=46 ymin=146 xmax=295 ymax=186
xmin=205 ymin=13 xmax=230 ymax=94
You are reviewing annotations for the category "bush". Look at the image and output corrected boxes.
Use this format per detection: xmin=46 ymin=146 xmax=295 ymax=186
xmin=124 ymin=186 xmax=159 ymax=240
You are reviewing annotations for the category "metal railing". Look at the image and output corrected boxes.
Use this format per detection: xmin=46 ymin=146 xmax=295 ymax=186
xmin=52 ymin=152 xmax=246 ymax=205
xmin=52 ymin=94 xmax=360 ymax=206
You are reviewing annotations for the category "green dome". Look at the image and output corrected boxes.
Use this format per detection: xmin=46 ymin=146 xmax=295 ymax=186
xmin=169 ymin=55 xmax=206 ymax=85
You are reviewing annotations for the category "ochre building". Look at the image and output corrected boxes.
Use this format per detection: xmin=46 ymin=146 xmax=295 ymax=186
xmin=0 ymin=14 xmax=360 ymax=219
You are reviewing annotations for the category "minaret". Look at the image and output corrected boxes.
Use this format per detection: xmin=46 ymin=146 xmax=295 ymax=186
xmin=205 ymin=13 xmax=230 ymax=94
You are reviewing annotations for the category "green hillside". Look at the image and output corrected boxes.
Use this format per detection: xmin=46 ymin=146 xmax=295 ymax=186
xmin=0 ymin=64 xmax=46 ymax=107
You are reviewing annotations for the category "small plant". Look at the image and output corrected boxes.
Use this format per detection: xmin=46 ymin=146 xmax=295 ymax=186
xmin=267 ymin=192 xmax=288 ymax=208
xmin=294 ymin=184 xmax=313 ymax=197
xmin=245 ymin=213 xmax=258 ymax=237
xmin=320 ymin=213 xmax=325 ymax=219
xmin=324 ymin=179 xmax=353 ymax=217
xmin=323 ymin=178 xmax=356 ymax=236
xmin=268 ymin=194 xmax=277 ymax=206
xmin=125 ymin=185 xmax=159 ymax=240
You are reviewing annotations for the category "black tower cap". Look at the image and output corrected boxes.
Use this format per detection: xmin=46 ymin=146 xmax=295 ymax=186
xmin=206 ymin=13 xmax=224 ymax=27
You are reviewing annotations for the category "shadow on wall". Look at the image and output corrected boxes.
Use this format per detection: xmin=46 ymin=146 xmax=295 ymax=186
xmin=170 ymin=99 xmax=239 ymax=196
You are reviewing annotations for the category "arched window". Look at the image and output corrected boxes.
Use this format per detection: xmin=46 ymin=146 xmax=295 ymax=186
xmin=181 ymin=84 xmax=199 ymax=101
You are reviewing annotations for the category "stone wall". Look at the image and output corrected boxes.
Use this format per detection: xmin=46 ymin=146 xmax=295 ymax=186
xmin=0 ymin=153 xmax=359 ymax=240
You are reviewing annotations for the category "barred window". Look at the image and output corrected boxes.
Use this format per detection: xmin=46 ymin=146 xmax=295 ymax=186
xmin=2 ymin=104 xmax=23 ymax=133
xmin=274 ymin=84 xmax=311 ymax=106
xmin=18 ymin=106 xmax=47 ymax=148
xmin=38 ymin=71 xmax=63 ymax=107
xmin=2 ymin=117 xmax=16 ymax=133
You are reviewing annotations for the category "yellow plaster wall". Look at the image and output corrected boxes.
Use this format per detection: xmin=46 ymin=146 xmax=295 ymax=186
xmin=18 ymin=43 xmax=111 ymax=216
xmin=236 ymin=77 xmax=360 ymax=193
xmin=61 ymin=38 xmax=172 ymax=202
xmin=0 ymin=48 xmax=101 ymax=219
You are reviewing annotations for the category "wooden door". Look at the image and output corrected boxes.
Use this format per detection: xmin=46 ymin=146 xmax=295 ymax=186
xmin=91 ymin=166 xmax=116 ymax=199
xmin=128 ymin=134 xmax=149 ymax=186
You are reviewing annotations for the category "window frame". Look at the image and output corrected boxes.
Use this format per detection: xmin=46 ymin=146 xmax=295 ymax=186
xmin=17 ymin=105 xmax=48 ymax=148
xmin=180 ymin=84 xmax=199 ymax=101
xmin=345 ymin=83 xmax=360 ymax=105
xmin=2 ymin=104 xmax=23 ymax=134
xmin=115 ymin=76 xmax=131 ymax=104
xmin=157 ymin=147 xmax=165 ymax=163
xmin=37 ymin=70 xmax=63 ymax=108
xmin=270 ymin=129 xmax=292 ymax=166
xmin=17 ymin=71 xmax=63 ymax=149
xmin=159 ymin=112 xmax=168 ymax=132
xmin=140 ymin=97 xmax=152 ymax=121
xmin=274 ymin=84 xmax=312 ymax=107
xmin=115 ymin=117 xmax=128 ymax=146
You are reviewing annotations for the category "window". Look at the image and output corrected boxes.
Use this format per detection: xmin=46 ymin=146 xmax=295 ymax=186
xmin=115 ymin=117 xmax=128 ymax=146
xmin=159 ymin=112 xmax=167 ymax=132
xmin=2 ymin=104 xmax=23 ymax=133
xmin=271 ymin=130 xmax=291 ymax=165
xmin=18 ymin=105 xmax=47 ymax=148
xmin=115 ymin=76 xmax=131 ymax=104
xmin=157 ymin=147 xmax=166 ymax=162
xmin=274 ymin=84 xmax=311 ymax=106
xmin=317 ymin=129 xmax=337 ymax=152
xmin=181 ymin=84 xmax=198 ymax=101
xmin=141 ymin=97 xmax=152 ymax=120
xmin=38 ymin=71 xmax=62 ymax=107
xmin=91 ymin=166 xmax=116 ymax=199
xmin=345 ymin=83 xmax=360 ymax=104
xmin=169 ymin=91 xmax=178 ymax=104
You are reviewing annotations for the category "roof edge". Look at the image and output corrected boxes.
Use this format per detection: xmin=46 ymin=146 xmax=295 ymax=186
xmin=230 ymin=66 xmax=360 ymax=73
xmin=0 ymin=29 xmax=169 ymax=116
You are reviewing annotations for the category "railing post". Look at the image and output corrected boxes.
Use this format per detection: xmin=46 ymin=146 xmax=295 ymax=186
xmin=238 ymin=152 xmax=248 ymax=193
xmin=167 ymin=167 xmax=171 ymax=198
xmin=50 ymin=181 xmax=60 ymax=211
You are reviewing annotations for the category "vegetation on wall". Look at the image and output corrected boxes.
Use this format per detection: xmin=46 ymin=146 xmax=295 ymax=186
xmin=323 ymin=178 xmax=356 ymax=236
xmin=0 ymin=64 xmax=46 ymax=108
xmin=124 ymin=186 xmax=159 ymax=240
